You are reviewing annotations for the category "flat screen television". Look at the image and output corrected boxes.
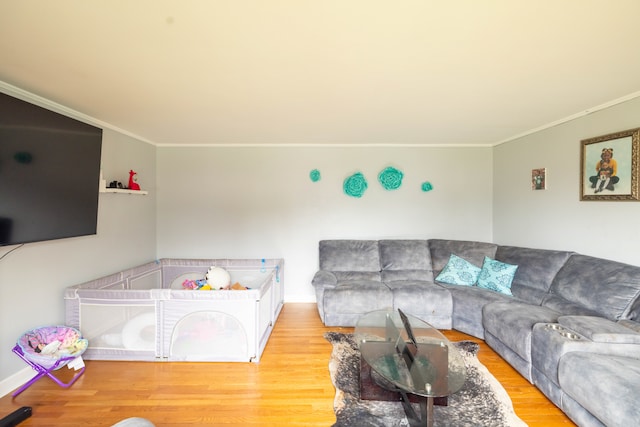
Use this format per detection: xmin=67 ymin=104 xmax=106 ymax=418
xmin=0 ymin=91 xmax=103 ymax=246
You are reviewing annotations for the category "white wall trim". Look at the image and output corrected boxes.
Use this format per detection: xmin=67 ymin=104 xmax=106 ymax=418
xmin=155 ymin=142 xmax=494 ymax=148
xmin=495 ymin=90 xmax=640 ymax=146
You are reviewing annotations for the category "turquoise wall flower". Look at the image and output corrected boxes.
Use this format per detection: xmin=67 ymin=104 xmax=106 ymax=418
xmin=378 ymin=166 xmax=404 ymax=190
xmin=421 ymin=181 xmax=434 ymax=192
xmin=309 ymin=169 xmax=321 ymax=182
xmin=344 ymin=172 xmax=368 ymax=198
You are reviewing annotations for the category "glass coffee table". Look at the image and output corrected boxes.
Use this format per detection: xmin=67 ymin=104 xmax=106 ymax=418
xmin=354 ymin=309 xmax=467 ymax=427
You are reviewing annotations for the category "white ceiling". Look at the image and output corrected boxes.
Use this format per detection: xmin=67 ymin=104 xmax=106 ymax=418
xmin=2 ymin=1 xmax=640 ymax=147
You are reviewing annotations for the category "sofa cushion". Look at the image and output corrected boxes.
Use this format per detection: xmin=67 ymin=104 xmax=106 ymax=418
xmin=323 ymin=280 xmax=392 ymax=315
xmin=319 ymin=240 xmax=380 ymax=272
xmin=444 ymin=284 xmax=511 ymax=338
xmin=386 ymin=280 xmax=452 ymax=329
xmin=476 ymin=257 xmax=518 ymax=295
xmin=381 ymin=270 xmax=433 ymax=282
xmin=311 ymin=270 xmax=338 ymax=287
xmin=559 ymin=352 xmax=640 ymax=427
xmin=429 ymin=239 xmax=497 ymax=275
xmin=333 ymin=271 xmax=381 ymax=282
xmin=550 ymin=254 xmax=640 ymax=320
xmin=509 ymin=286 xmax=549 ymax=307
xmin=379 ymin=239 xmax=434 ymax=282
xmin=379 ymin=239 xmax=432 ymax=271
xmin=435 ymin=254 xmax=481 ymax=286
xmin=483 ymin=301 xmax=561 ymax=362
xmin=495 ymin=246 xmax=573 ymax=304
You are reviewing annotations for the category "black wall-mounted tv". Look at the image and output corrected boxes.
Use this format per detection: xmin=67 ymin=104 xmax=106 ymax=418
xmin=0 ymin=91 xmax=103 ymax=246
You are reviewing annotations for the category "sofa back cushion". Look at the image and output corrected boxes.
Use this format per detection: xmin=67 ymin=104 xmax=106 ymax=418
xmin=495 ymin=246 xmax=573 ymax=304
xmin=319 ymin=240 xmax=381 ymax=272
xmin=428 ymin=239 xmax=498 ymax=275
xmin=379 ymin=240 xmax=434 ymax=282
xmin=539 ymin=294 xmax=600 ymax=317
xmin=333 ymin=271 xmax=382 ymax=282
xmin=549 ymin=254 xmax=640 ymax=320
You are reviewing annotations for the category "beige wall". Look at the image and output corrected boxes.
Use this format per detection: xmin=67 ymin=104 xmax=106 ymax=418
xmin=493 ymin=96 xmax=640 ymax=265
xmin=0 ymin=128 xmax=157 ymax=386
xmin=156 ymin=145 xmax=494 ymax=302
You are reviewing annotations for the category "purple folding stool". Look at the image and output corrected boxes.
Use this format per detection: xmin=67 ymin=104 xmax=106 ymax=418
xmin=12 ymin=325 xmax=88 ymax=397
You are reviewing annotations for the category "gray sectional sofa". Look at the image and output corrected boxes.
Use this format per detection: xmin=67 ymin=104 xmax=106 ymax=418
xmin=312 ymin=239 xmax=640 ymax=427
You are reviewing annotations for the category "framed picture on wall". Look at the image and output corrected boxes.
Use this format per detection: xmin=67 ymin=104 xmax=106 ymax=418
xmin=531 ymin=168 xmax=546 ymax=190
xmin=580 ymin=128 xmax=640 ymax=201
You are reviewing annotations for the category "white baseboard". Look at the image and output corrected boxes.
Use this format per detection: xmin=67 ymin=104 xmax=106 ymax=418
xmin=0 ymin=367 xmax=33 ymax=398
xmin=283 ymin=297 xmax=316 ymax=303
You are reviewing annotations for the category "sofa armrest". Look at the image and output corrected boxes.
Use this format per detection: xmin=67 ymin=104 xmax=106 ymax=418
xmin=312 ymin=270 xmax=337 ymax=288
xmin=559 ymin=315 xmax=640 ymax=344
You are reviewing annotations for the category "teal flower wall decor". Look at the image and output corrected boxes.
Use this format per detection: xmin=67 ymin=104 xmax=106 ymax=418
xmin=421 ymin=181 xmax=434 ymax=192
xmin=309 ymin=169 xmax=321 ymax=182
xmin=378 ymin=166 xmax=404 ymax=190
xmin=343 ymin=172 xmax=368 ymax=198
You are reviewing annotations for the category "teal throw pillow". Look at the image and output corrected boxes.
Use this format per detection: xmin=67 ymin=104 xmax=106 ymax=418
xmin=476 ymin=257 xmax=518 ymax=295
xmin=435 ymin=254 xmax=481 ymax=286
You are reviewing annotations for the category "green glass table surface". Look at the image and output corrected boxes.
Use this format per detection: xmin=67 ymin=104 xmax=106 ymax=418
xmin=354 ymin=309 xmax=467 ymax=398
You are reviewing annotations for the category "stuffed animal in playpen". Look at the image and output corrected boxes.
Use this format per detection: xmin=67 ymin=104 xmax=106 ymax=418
xmin=206 ymin=267 xmax=231 ymax=290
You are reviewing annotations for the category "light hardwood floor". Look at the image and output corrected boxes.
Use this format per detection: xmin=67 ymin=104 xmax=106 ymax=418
xmin=0 ymin=303 xmax=574 ymax=426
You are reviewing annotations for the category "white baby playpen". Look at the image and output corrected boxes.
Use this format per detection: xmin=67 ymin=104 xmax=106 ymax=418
xmin=64 ymin=258 xmax=284 ymax=363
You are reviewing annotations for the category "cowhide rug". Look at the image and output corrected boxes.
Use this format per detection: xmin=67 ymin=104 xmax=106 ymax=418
xmin=325 ymin=332 xmax=528 ymax=427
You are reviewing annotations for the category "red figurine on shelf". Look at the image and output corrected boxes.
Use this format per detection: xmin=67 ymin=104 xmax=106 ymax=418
xmin=128 ymin=170 xmax=141 ymax=190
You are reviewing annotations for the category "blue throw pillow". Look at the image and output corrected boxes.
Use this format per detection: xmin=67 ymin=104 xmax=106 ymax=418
xmin=435 ymin=254 xmax=481 ymax=286
xmin=476 ymin=257 xmax=518 ymax=295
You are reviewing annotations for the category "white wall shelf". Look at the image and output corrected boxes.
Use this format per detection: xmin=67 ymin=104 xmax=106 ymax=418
xmin=99 ymin=171 xmax=148 ymax=194
xmin=100 ymin=188 xmax=148 ymax=195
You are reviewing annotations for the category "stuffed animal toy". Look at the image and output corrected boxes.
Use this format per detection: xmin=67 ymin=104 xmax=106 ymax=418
xmin=128 ymin=170 xmax=141 ymax=191
xmin=206 ymin=266 xmax=231 ymax=290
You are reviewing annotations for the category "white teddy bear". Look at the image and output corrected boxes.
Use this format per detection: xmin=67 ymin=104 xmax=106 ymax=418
xmin=206 ymin=266 xmax=231 ymax=290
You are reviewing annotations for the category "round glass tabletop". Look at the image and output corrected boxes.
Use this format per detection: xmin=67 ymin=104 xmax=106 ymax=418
xmin=354 ymin=309 xmax=467 ymax=398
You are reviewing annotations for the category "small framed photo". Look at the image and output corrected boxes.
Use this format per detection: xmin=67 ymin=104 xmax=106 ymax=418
xmin=580 ymin=128 xmax=640 ymax=201
xmin=531 ymin=168 xmax=546 ymax=190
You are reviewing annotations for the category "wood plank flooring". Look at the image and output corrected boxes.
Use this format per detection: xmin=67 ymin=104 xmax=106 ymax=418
xmin=0 ymin=303 xmax=574 ymax=426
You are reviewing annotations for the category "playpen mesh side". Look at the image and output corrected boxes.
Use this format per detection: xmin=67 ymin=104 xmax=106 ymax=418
xmin=64 ymin=258 xmax=284 ymax=362
xmin=160 ymin=258 xmax=281 ymax=269
xmin=159 ymin=258 xmax=283 ymax=290
xmin=69 ymin=298 xmax=160 ymax=360
xmin=65 ymin=263 xmax=162 ymax=292
xmin=121 ymin=261 xmax=162 ymax=279
xmin=165 ymin=308 xmax=250 ymax=362
xmin=129 ymin=270 xmax=162 ymax=290
xmin=66 ymin=272 xmax=127 ymax=291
